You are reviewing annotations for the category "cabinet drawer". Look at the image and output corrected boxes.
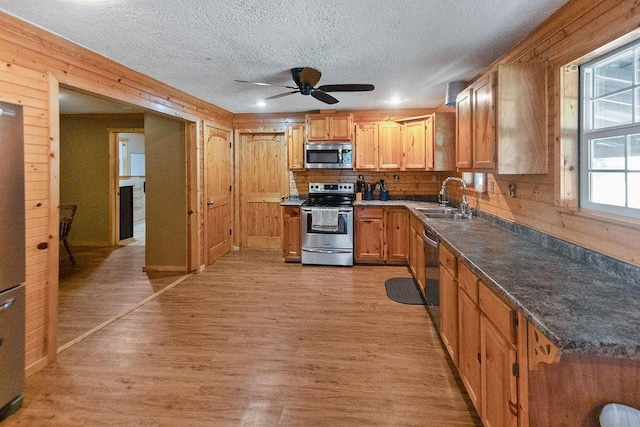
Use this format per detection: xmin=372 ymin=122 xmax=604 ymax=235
xmin=357 ymin=207 xmax=384 ymax=218
xmin=479 ymin=281 xmax=516 ymax=345
xmin=439 ymin=244 xmax=457 ymax=276
xmin=457 ymin=261 xmax=478 ymax=303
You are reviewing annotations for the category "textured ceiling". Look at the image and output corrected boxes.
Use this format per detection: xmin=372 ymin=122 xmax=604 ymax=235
xmin=0 ymin=0 xmax=568 ymax=114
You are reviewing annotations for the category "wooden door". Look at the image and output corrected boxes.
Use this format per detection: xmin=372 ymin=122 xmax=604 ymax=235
xmin=239 ymin=133 xmax=288 ymax=249
xmin=473 ymin=73 xmax=496 ymax=169
xmin=456 ymin=87 xmax=473 ymax=169
xmin=355 ymin=122 xmax=378 ymax=170
xmin=287 ymin=124 xmax=305 ymax=170
xmin=402 ymin=120 xmax=426 ymax=170
xmin=378 ymin=121 xmax=402 ymax=170
xmin=205 ymin=125 xmax=232 ymax=264
xmin=458 ymin=287 xmax=482 ymax=413
xmin=385 ymin=208 xmax=409 ymax=263
xmin=481 ymin=315 xmax=518 ymax=427
xmin=329 ymin=114 xmax=352 ymax=140
xmin=355 ymin=207 xmax=384 ymax=262
xmin=306 ymin=115 xmax=329 ymax=140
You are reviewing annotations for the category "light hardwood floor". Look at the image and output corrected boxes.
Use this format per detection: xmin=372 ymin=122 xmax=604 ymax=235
xmin=9 ymin=249 xmax=480 ymax=426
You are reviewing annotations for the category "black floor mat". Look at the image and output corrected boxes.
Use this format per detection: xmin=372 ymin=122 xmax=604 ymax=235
xmin=384 ymin=278 xmax=425 ymax=305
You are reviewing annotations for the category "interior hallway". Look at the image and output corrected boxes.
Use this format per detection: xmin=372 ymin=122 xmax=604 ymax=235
xmin=15 ymin=249 xmax=479 ymax=426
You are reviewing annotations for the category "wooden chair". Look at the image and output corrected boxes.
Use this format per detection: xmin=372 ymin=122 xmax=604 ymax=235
xmin=59 ymin=204 xmax=77 ymax=265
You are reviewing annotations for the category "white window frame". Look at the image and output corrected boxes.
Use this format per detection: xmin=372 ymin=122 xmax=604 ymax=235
xmin=580 ymin=40 xmax=640 ymax=220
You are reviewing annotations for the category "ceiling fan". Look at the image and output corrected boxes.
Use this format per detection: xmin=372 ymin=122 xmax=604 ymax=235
xmin=235 ymin=67 xmax=375 ymax=105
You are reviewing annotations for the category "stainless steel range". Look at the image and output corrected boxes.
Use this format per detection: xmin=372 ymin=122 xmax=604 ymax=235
xmin=301 ymin=182 xmax=355 ymax=266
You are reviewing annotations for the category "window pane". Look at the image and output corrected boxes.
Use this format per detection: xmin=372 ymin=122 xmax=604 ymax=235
xmin=636 ymin=87 xmax=640 ymax=123
xmin=590 ymin=136 xmax=625 ymax=169
xmin=630 ymin=134 xmax=640 ymax=170
xmin=629 ymin=173 xmax=640 ymax=208
xmin=593 ymin=90 xmax=633 ymax=128
xmin=590 ymin=172 xmax=626 ymax=206
xmin=594 ymin=51 xmax=634 ymax=97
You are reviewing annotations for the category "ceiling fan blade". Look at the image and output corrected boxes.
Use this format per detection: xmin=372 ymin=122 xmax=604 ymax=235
xmin=311 ymin=90 xmax=339 ymax=105
xmin=264 ymin=90 xmax=299 ymax=100
xmin=234 ymin=80 xmax=297 ymax=89
xmin=317 ymin=84 xmax=375 ymax=92
xmin=299 ymin=67 xmax=322 ymax=87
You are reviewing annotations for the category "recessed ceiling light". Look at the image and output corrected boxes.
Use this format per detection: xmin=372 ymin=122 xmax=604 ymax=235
xmin=256 ymin=101 xmax=266 ymax=107
xmin=389 ymin=96 xmax=402 ymax=105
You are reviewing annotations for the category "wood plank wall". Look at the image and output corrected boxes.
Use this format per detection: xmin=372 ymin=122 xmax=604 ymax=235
xmin=0 ymin=12 xmax=232 ymax=374
xmin=453 ymin=0 xmax=640 ymax=267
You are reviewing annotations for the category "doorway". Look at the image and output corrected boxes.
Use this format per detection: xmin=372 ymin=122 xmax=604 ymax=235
xmin=237 ymin=132 xmax=288 ymax=249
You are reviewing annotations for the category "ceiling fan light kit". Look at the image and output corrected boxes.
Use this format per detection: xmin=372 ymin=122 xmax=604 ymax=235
xmin=235 ymin=67 xmax=375 ymax=105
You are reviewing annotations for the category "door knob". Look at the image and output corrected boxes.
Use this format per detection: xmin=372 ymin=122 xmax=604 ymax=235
xmin=207 ymin=200 xmax=214 ymax=206
xmin=281 ymin=195 xmax=286 ymax=201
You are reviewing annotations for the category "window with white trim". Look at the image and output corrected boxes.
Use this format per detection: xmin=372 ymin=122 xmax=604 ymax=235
xmin=580 ymin=41 xmax=640 ymax=219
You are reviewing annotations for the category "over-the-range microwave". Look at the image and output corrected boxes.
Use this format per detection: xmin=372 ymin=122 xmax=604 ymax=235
xmin=304 ymin=142 xmax=353 ymax=169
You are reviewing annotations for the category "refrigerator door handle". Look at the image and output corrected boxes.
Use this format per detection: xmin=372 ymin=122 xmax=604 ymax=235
xmin=0 ymin=297 xmax=16 ymax=311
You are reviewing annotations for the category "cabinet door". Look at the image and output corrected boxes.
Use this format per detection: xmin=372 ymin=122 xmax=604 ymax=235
xmin=440 ymin=265 xmax=458 ymax=365
xmin=355 ymin=208 xmax=384 ymax=262
xmin=433 ymin=112 xmax=456 ymax=171
xmin=287 ymin=124 xmax=305 ymax=170
xmin=456 ymin=87 xmax=473 ymax=169
xmin=329 ymin=114 xmax=352 ymax=140
xmin=385 ymin=208 xmax=409 ymax=263
xmin=282 ymin=206 xmax=301 ymax=260
xmin=306 ymin=115 xmax=329 ymax=140
xmin=473 ymin=73 xmax=496 ymax=169
xmin=424 ymin=115 xmax=434 ymax=170
xmin=378 ymin=121 xmax=402 ymax=169
xmin=481 ymin=315 xmax=518 ymax=427
xmin=409 ymin=224 xmax=426 ymax=293
xmin=458 ymin=288 xmax=482 ymax=413
xmin=402 ymin=120 xmax=426 ymax=170
xmin=355 ymin=122 xmax=378 ymax=170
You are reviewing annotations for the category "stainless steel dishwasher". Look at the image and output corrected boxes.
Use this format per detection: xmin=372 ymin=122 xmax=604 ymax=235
xmin=423 ymin=225 xmax=441 ymax=330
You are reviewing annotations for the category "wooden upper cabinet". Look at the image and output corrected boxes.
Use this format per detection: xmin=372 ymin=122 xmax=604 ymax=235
xmin=402 ymin=120 xmax=426 ymax=170
xmin=305 ymin=113 xmax=353 ymax=141
xmin=430 ymin=113 xmax=456 ymax=171
xmin=355 ymin=122 xmax=378 ymax=170
xmin=456 ymin=87 xmax=473 ymax=169
xmin=287 ymin=124 xmax=305 ymax=170
xmin=329 ymin=114 xmax=353 ymax=140
xmin=378 ymin=121 xmax=402 ymax=170
xmin=457 ymin=63 xmax=547 ymax=174
xmin=497 ymin=62 xmax=548 ymax=174
xmin=473 ymin=72 xmax=497 ymax=170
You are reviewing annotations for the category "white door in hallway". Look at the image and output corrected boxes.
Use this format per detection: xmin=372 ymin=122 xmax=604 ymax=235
xmin=238 ymin=132 xmax=288 ymax=249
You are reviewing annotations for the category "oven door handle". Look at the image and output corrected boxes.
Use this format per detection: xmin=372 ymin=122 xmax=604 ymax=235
xmin=302 ymin=248 xmax=353 ymax=254
xmin=423 ymin=228 xmax=439 ymax=248
xmin=302 ymin=208 xmax=353 ymax=213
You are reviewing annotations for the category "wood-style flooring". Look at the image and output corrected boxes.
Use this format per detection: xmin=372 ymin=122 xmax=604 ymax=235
xmin=9 ymin=249 xmax=480 ymax=426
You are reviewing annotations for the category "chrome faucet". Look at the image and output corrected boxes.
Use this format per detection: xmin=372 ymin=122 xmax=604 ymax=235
xmin=440 ymin=177 xmax=469 ymax=215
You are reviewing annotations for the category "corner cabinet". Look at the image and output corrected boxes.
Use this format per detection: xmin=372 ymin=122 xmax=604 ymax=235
xmin=456 ymin=62 xmax=547 ymax=174
xmin=282 ymin=206 xmax=301 ymax=262
xmin=355 ymin=206 xmax=408 ymax=264
xmin=287 ymin=124 xmax=305 ymax=170
xmin=306 ymin=113 xmax=353 ymax=141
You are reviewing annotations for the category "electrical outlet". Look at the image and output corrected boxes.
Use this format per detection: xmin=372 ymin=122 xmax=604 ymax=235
xmin=393 ymin=175 xmax=400 ymax=182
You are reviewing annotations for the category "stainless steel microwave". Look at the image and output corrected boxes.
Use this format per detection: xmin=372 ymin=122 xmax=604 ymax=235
xmin=304 ymin=142 xmax=353 ymax=169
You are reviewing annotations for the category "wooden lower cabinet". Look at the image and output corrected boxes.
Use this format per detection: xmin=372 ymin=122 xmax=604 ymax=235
xmin=458 ymin=261 xmax=481 ymax=411
xmin=282 ymin=206 xmax=301 ymax=261
xmin=355 ymin=206 xmax=408 ymax=264
xmin=409 ymin=216 xmax=426 ymax=293
xmin=439 ymin=244 xmax=458 ymax=365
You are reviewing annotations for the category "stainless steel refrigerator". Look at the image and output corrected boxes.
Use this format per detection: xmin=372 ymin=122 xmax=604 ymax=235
xmin=0 ymin=101 xmax=26 ymax=421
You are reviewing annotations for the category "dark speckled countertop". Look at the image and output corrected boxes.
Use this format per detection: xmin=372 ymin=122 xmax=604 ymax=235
xmin=408 ymin=205 xmax=640 ymax=360
xmin=284 ymin=198 xmax=640 ymax=359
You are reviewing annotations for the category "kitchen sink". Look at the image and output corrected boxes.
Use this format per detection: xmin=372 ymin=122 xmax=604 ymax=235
xmin=416 ymin=206 xmax=471 ymax=220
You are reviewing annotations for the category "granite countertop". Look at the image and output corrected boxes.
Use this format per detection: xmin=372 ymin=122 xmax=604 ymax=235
xmin=407 ymin=206 xmax=640 ymax=360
